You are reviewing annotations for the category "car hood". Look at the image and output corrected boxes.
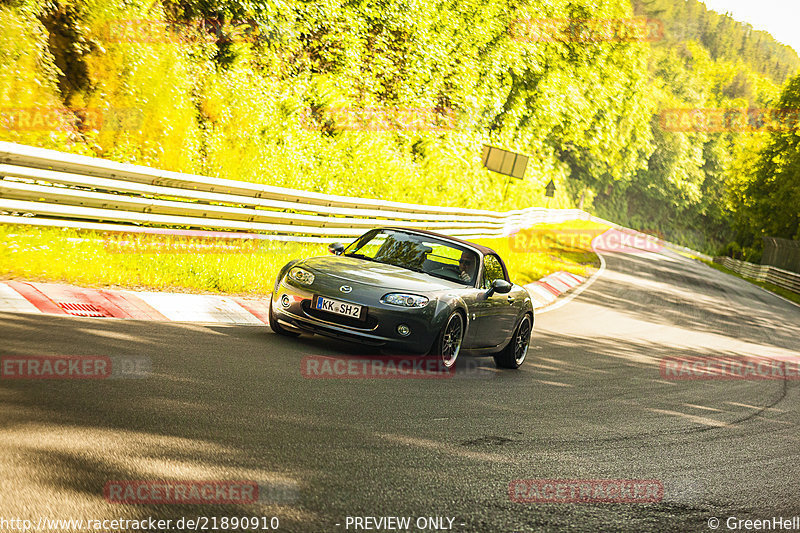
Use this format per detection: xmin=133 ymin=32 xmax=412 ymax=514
xmin=297 ymin=255 xmax=465 ymax=292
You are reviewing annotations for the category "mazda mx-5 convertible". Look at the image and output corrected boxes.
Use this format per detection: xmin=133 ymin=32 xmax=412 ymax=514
xmin=269 ymin=227 xmax=534 ymax=369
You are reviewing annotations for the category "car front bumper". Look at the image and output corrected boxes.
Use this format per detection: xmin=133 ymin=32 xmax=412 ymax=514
xmin=271 ymin=280 xmax=440 ymax=354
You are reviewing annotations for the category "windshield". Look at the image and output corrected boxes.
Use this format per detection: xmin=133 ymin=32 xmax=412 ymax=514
xmin=344 ymin=229 xmax=479 ymax=285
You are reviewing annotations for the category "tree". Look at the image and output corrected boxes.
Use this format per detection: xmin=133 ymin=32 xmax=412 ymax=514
xmin=739 ymin=75 xmax=800 ymax=242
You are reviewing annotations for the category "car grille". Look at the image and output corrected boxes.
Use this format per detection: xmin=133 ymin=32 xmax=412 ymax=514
xmin=301 ymin=301 xmax=378 ymax=330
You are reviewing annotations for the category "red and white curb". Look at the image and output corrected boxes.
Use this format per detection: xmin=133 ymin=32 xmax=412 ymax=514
xmin=1 ymin=272 xmax=591 ymax=324
xmin=524 ymin=271 xmax=587 ymax=310
xmin=0 ymin=280 xmax=270 ymax=325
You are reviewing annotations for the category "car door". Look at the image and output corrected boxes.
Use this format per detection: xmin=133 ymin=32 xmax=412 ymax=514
xmin=470 ymin=254 xmax=519 ymax=348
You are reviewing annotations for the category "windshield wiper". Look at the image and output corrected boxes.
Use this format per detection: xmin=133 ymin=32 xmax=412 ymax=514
xmin=346 ymin=254 xmax=426 ymax=274
xmin=398 ymin=264 xmax=424 ymax=273
xmin=345 ymin=252 xmax=378 ymax=262
xmin=425 ymin=270 xmax=462 ymax=283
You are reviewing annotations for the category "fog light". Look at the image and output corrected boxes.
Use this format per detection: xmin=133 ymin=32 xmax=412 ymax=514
xmin=280 ymin=294 xmax=291 ymax=308
xmin=397 ymin=324 xmax=411 ymax=336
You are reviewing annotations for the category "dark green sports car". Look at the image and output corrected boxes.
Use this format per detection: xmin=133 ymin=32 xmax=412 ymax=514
xmin=269 ymin=227 xmax=534 ymax=369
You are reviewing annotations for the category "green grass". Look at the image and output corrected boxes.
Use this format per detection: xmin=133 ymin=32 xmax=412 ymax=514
xmin=0 ymin=226 xmax=326 ymax=295
xmin=700 ymin=259 xmax=800 ymax=306
xmin=475 ymin=219 xmax=607 ymax=284
xmin=0 ymin=220 xmax=607 ymax=294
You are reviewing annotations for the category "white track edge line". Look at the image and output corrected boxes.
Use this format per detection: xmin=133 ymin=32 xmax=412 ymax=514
xmin=537 ymin=249 xmax=607 ymax=315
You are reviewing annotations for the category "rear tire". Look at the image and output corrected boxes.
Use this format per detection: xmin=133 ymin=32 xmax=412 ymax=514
xmin=494 ymin=314 xmax=532 ymax=369
xmin=429 ymin=311 xmax=464 ymax=369
xmin=269 ymin=295 xmax=301 ymax=337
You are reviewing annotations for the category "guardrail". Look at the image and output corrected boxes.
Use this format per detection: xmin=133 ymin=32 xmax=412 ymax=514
xmin=6 ymin=141 xmax=795 ymax=300
xmin=0 ymin=141 xmax=601 ymax=241
xmin=714 ymin=256 xmax=800 ymax=295
xmin=762 ymin=236 xmax=800 ymax=275
xmin=0 ymin=140 xmax=707 ymax=263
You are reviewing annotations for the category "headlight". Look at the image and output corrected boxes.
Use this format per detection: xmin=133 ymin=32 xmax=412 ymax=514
xmin=287 ymin=267 xmax=315 ymax=285
xmin=381 ymin=293 xmax=429 ymax=308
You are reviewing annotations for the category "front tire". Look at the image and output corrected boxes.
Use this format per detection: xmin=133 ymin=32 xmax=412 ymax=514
xmin=269 ymin=295 xmax=301 ymax=337
xmin=430 ymin=311 xmax=464 ymax=369
xmin=494 ymin=314 xmax=532 ymax=369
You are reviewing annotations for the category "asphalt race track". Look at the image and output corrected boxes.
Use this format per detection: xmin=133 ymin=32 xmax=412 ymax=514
xmin=2 ymin=246 xmax=800 ymax=532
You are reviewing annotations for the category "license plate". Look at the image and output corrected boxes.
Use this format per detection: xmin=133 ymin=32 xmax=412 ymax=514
xmin=315 ymin=295 xmax=364 ymax=320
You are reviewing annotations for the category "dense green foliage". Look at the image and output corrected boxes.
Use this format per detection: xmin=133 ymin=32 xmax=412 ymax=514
xmin=2 ymin=0 xmax=652 ymax=212
xmin=734 ymin=76 xmax=800 ymax=247
xmin=594 ymin=0 xmax=798 ymax=254
xmin=636 ymin=0 xmax=799 ymax=83
xmin=0 ymin=0 xmax=798 ymax=256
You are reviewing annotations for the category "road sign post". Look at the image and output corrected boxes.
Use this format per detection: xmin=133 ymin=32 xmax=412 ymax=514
xmin=544 ymin=179 xmax=556 ymax=208
xmin=481 ymin=145 xmax=529 ymax=206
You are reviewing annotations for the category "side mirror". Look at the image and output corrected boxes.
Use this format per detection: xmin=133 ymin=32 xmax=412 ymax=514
xmin=487 ymin=279 xmax=512 ymax=296
xmin=328 ymin=242 xmax=345 ymax=255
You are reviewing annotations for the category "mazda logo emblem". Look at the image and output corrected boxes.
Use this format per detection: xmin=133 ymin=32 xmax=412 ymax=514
xmin=339 ymin=285 xmax=352 ymax=293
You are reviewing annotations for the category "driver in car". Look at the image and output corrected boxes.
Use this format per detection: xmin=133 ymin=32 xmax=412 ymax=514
xmin=458 ymin=252 xmax=477 ymax=283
